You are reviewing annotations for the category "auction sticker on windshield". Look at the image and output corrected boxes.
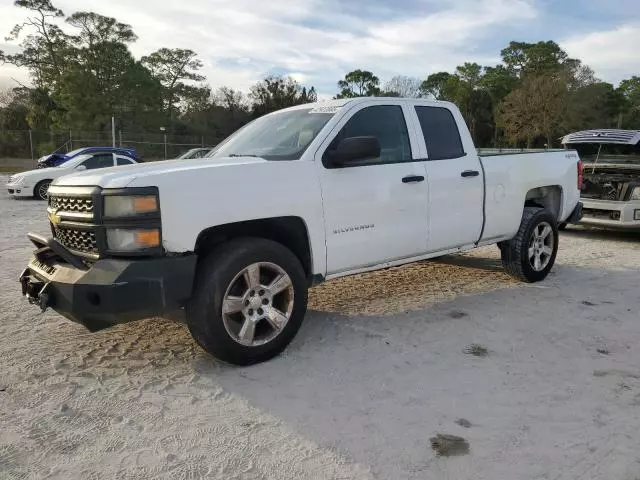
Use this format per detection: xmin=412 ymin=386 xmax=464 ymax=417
xmin=309 ymin=106 xmax=341 ymax=114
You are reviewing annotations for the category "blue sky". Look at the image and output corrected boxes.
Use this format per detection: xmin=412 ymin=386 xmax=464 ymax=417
xmin=0 ymin=0 xmax=638 ymax=97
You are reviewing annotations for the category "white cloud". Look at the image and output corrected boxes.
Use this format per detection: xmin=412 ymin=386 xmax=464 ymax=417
xmin=561 ymin=24 xmax=640 ymax=84
xmin=1 ymin=0 xmax=538 ymax=95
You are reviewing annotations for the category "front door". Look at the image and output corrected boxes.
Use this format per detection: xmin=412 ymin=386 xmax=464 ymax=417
xmin=314 ymin=102 xmax=429 ymax=275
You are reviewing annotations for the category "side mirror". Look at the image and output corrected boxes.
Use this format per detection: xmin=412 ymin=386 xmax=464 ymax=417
xmin=326 ymin=136 xmax=380 ymax=167
xmin=75 ymin=165 xmax=87 ymax=171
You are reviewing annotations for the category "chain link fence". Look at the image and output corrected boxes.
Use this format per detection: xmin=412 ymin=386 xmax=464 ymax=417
xmin=0 ymin=129 xmax=223 ymax=161
xmin=0 ymin=130 xmax=569 ymax=162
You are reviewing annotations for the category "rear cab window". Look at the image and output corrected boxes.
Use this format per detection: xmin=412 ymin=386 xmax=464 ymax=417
xmin=414 ymin=106 xmax=465 ymax=160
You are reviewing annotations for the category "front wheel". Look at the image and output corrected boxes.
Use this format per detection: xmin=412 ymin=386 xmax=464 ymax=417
xmin=500 ymin=206 xmax=559 ymax=282
xmin=187 ymin=238 xmax=308 ymax=365
xmin=34 ymin=180 xmax=51 ymax=200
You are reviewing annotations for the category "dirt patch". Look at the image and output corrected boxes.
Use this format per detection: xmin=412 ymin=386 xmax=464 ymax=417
xmin=430 ymin=434 xmax=470 ymax=457
xmin=455 ymin=418 xmax=473 ymax=428
xmin=463 ymin=344 xmax=489 ymax=357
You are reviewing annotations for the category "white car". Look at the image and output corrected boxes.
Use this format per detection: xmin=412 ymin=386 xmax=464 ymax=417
xmin=7 ymin=152 xmax=139 ymax=200
xmin=20 ymin=97 xmax=582 ymax=365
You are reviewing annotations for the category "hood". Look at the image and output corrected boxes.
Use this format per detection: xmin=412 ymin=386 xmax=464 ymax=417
xmin=20 ymin=166 xmax=61 ymax=178
xmin=37 ymin=152 xmax=67 ymax=163
xmin=53 ymin=156 xmax=267 ymax=189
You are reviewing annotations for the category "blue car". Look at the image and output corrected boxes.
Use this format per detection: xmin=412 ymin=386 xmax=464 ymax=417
xmin=37 ymin=147 xmax=140 ymax=169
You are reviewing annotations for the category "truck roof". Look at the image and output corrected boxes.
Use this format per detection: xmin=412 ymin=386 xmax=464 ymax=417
xmin=280 ymin=96 xmax=456 ymax=113
xmin=561 ymin=129 xmax=640 ymax=145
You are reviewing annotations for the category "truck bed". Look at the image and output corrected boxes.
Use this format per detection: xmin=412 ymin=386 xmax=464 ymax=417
xmin=478 ymin=150 xmax=581 ymax=241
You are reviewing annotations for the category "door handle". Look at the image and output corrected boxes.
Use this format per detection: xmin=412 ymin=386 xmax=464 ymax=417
xmin=461 ymin=170 xmax=480 ymax=178
xmin=402 ymin=175 xmax=425 ymax=183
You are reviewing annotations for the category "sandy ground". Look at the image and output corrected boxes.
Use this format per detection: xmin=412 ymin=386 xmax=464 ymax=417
xmin=1 ymin=174 xmax=640 ymax=479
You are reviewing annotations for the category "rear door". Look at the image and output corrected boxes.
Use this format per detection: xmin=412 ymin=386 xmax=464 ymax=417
xmin=410 ymin=104 xmax=484 ymax=252
xmin=314 ymin=101 xmax=429 ymax=274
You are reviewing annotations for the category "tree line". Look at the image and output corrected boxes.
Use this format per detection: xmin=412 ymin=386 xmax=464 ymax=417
xmin=335 ymin=45 xmax=640 ymax=148
xmin=1 ymin=0 xmax=639 ymax=154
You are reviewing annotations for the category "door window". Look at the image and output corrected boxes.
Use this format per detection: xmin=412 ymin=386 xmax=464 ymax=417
xmin=116 ymin=157 xmax=134 ymax=165
xmin=414 ymin=106 xmax=465 ymax=160
xmin=324 ymin=105 xmax=412 ymax=167
xmin=80 ymin=154 xmax=114 ymax=169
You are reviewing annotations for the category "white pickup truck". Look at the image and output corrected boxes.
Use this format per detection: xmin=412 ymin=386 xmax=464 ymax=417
xmin=20 ymin=97 xmax=583 ymax=365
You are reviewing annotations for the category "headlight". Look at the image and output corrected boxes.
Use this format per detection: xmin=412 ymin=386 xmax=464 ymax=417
xmin=106 ymin=228 xmax=161 ymax=251
xmin=630 ymin=187 xmax=640 ymax=201
xmin=104 ymin=195 xmax=158 ymax=217
xmin=9 ymin=175 xmax=24 ymax=185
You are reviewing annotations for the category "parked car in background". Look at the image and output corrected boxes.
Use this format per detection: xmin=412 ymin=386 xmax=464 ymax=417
xmin=7 ymin=151 xmax=139 ymax=200
xmin=177 ymin=147 xmax=214 ymax=159
xmin=19 ymin=97 xmax=582 ymax=365
xmin=561 ymin=129 xmax=640 ymax=230
xmin=36 ymin=147 xmax=140 ymax=169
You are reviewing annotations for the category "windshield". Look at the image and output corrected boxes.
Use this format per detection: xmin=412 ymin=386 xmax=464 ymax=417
xmin=177 ymin=148 xmax=199 ymax=159
xmin=65 ymin=148 xmax=87 ymax=157
xmin=207 ymin=107 xmax=335 ymax=160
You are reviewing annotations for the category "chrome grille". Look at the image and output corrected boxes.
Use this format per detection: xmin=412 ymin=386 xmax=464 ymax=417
xmin=49 ymin=195 xmax=94 ymax=214
xmin=54 ymin=228 xmax=98 ymax=254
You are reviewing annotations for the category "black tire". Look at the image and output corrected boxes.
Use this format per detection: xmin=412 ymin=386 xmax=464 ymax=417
xmin=186 ymin=237 xmax=308 ymax=365
xmin=34 ymin=179 xmax=52 ymax=200
xmin=500 ymin=206 xmax=559 ymax=283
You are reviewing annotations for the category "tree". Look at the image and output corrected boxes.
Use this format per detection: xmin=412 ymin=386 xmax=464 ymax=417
xmin=0 ymin=0 xmax=72 ymax=88
xmin=480 ymin=65 xmax=518 ymax=103
xmin=383 ymin=75 xmax=421 ymax=98
xmin=66 ymin=11 xmax=137 ymax=47
xmin=419 ymin=72 xmax=454 ymax=99
xmin=564 ymin=82 xmax=622 ymax=131
xmin=501 ymin=41 xmax=568 ymax=77
xmin=52 ymin=42 xmax=161 ymax=130
xmin=214 ymin=87 xmax=248 ymax=113
xmin=336 ymin=69 xmax=381 ymax=98
xmin=250 ymin=75 xmax=317 ymax=117
xmin=618 ymin=76 xmax=640 ymax=128
xmin=479 ymin=65 xmax=518 ymax=145
xmin=141 ymin=48 xmax=205 ymax=121
xmin=497 ymin=73 xmax=568 ymax=147
xmin=0 ymin=88 xmax=30 ymax=130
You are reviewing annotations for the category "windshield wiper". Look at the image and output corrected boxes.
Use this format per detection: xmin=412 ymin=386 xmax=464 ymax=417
xmin=228 ymin=153 xmax=261 ymax=158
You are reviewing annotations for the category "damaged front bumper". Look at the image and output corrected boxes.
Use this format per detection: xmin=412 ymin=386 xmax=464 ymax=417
xmin=19 ymin=233 xmax=196 ymax=331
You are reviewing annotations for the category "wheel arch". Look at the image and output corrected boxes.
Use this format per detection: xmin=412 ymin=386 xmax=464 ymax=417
xmin=34 ymin=178 xmax=53 ymax=198
xmin=194 ymin=216 xmax=316 ymax=284
xmin=524 ymin=185 xmax=563 ymax=221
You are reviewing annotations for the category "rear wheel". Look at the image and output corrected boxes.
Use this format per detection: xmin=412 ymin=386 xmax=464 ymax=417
xmin=187 ymin=237 xmax=308 ymax=365
xmin=500 ymin=207 xmax=558 ymax=282
xmin=34 ymin=180 xmax=51 ymax=200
